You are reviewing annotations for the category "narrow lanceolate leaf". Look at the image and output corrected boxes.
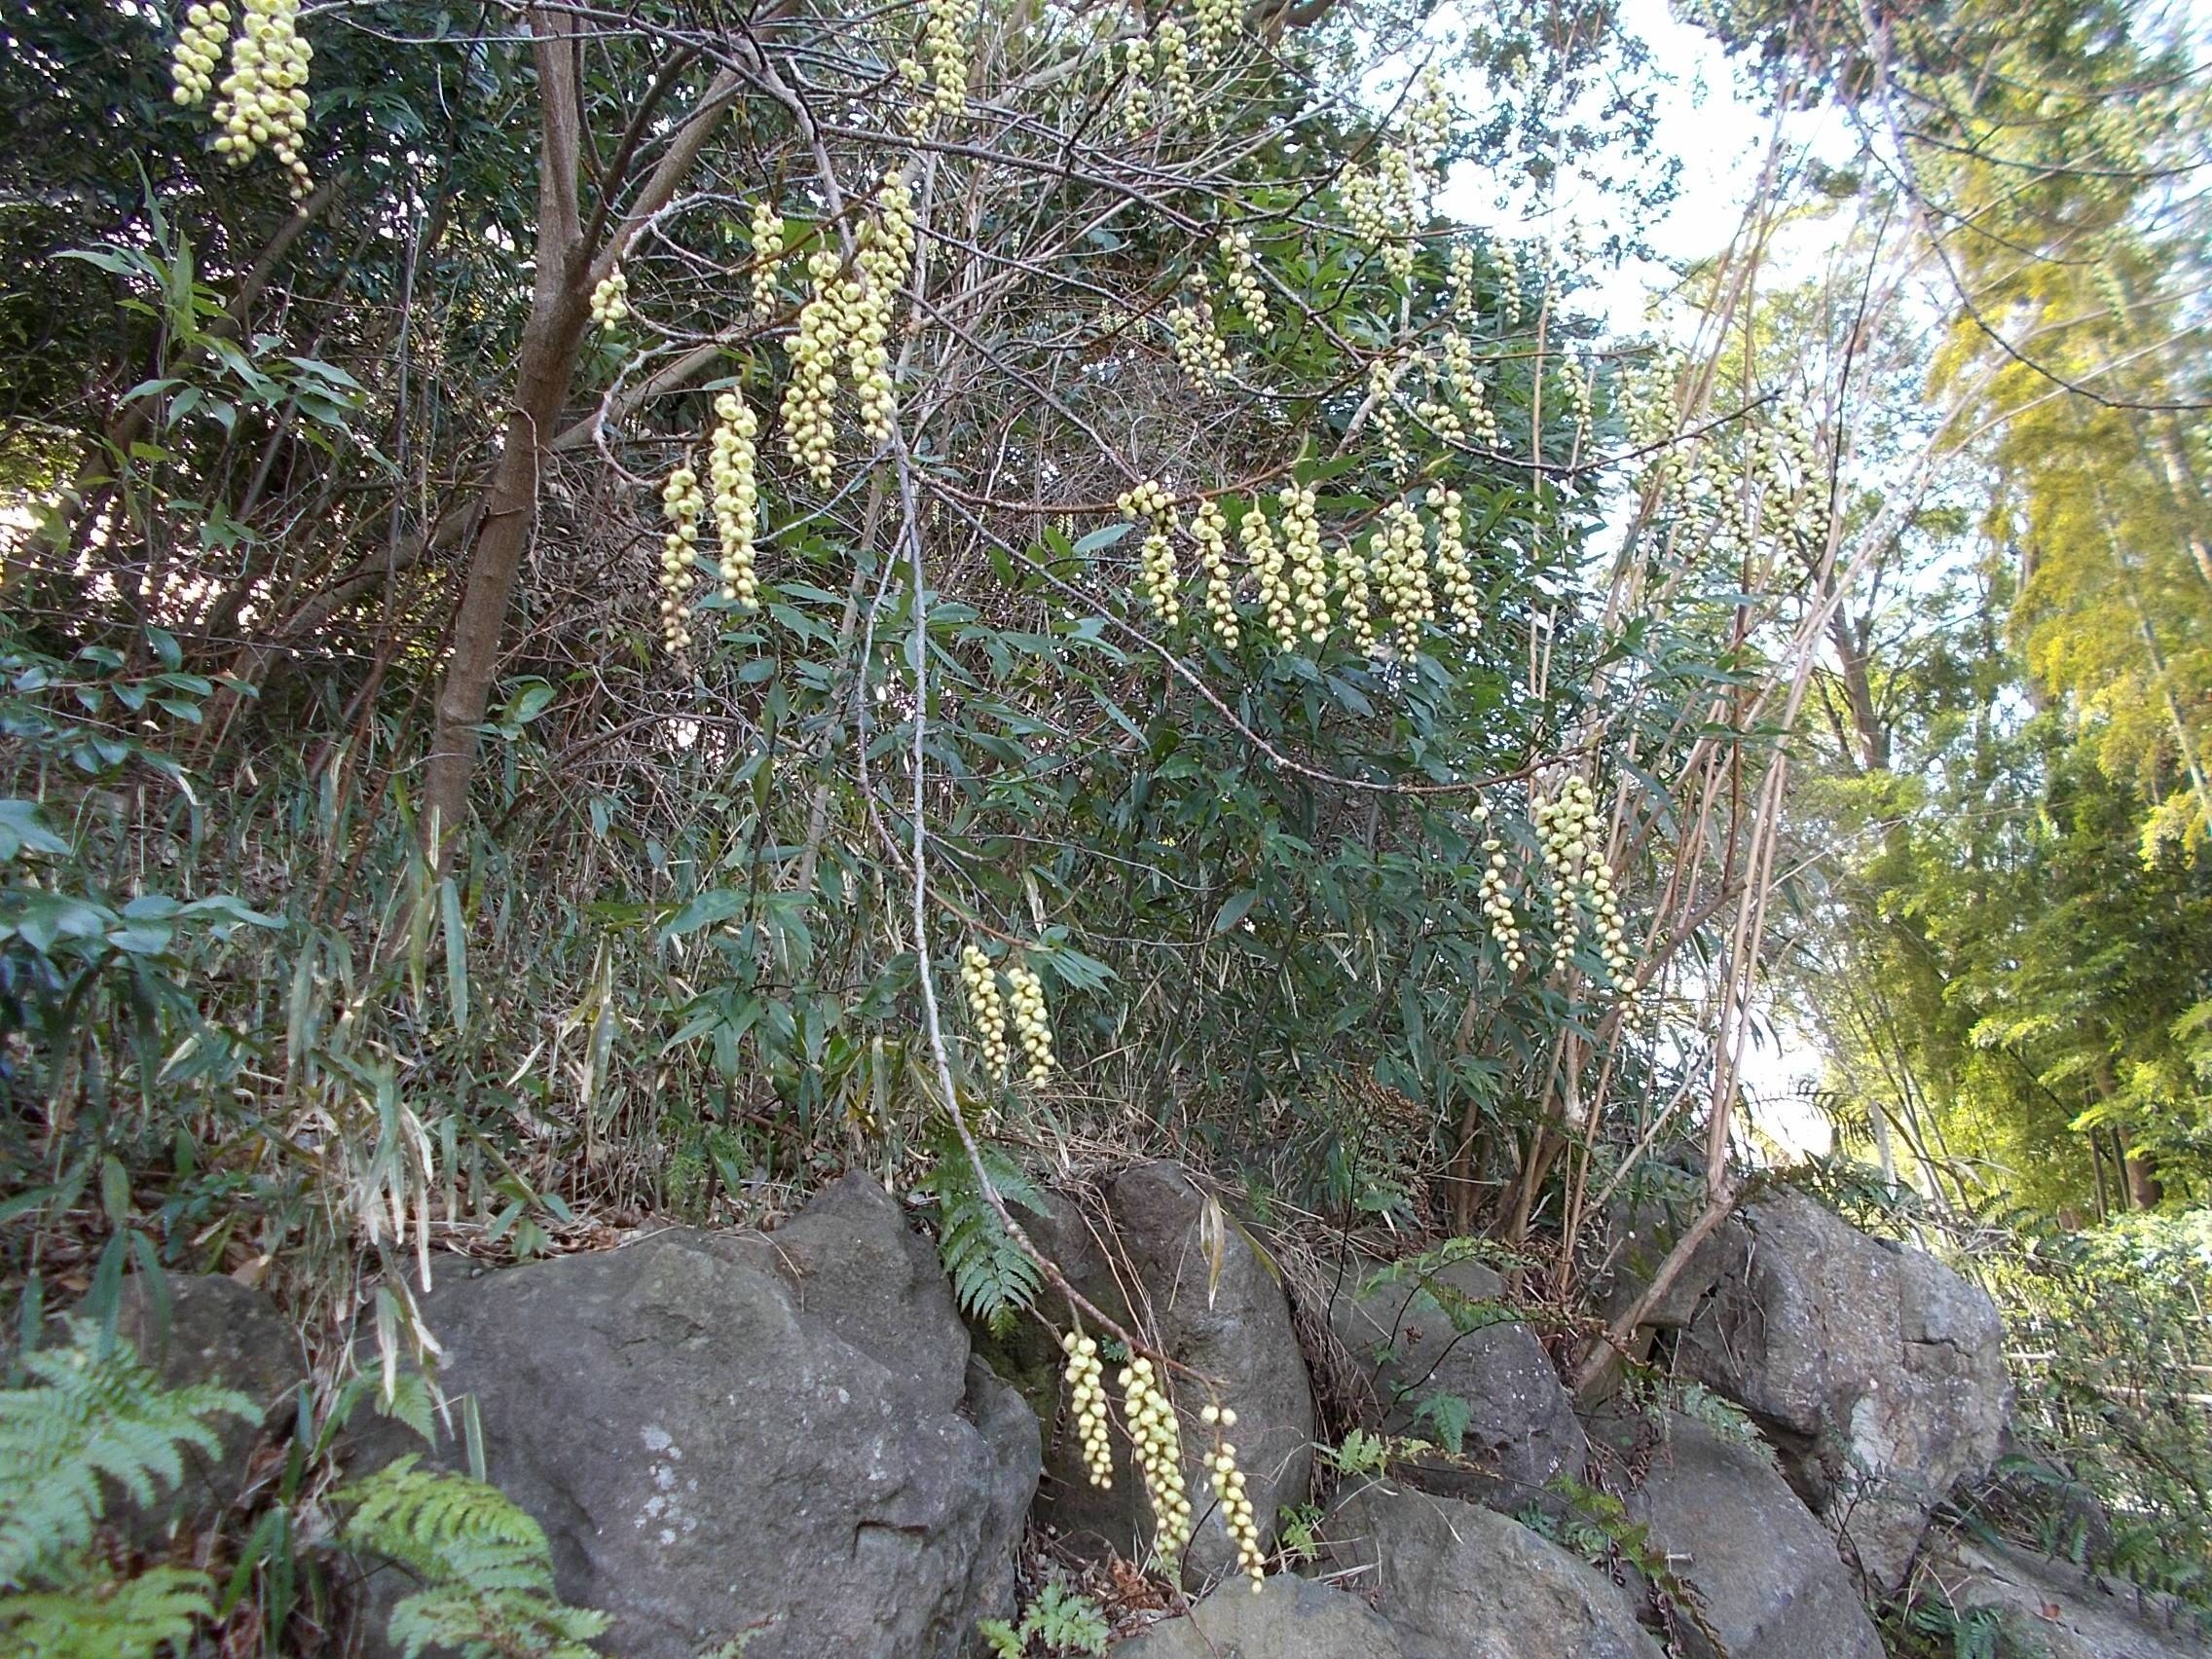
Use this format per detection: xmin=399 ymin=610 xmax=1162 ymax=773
xmin=439 ymin=877 xmax=469 ymax=1033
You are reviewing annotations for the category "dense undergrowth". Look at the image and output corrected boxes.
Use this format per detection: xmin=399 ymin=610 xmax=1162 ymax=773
xmin=3 ymin=0 xmax=2210 ymax=1650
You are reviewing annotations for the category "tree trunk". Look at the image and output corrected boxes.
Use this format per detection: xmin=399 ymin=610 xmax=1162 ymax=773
xmin=419 ymin=7 xmax=587 ymax=868
xmin=2124 ymin=1150 xmax=2164 ymax=1210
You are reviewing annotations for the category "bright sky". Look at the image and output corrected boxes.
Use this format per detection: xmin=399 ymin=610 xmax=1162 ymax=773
xmin=1439 ymin=0 xmax=1855 ymax=338
xmin=1442 ymin=0 xmax=1840 ymax=1154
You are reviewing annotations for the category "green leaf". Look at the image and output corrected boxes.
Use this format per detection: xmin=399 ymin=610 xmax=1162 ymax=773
xmin=0 ymin=801 xmax=69 ymax=862
xmin=1211 ymin=889 xmax=1261 ymax=934
xmin=440 ymin=879 xmax=469 ymax=1034
xmin=663 ymin=889 xmax=747 ymax=939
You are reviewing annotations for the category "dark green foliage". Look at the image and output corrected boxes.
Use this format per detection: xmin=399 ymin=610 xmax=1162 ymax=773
xmin=977 ymin=1579 xmax=1111 ymax=1657
xmin=0 ymin=1319 xmax=253 ymax=1586
xmin=0 ymin=1321 xmax=254 ymax=1658
xmin=335 ymin=1456 xmax=608 ymax=1659
xmin=925 ymin=1132 xmax=1051 ymax=1335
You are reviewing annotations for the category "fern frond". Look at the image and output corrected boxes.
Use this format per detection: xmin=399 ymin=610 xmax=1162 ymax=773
xmin=337 ymin=1456 xmax=609 ymax=1658
xmin=0 ymin=1320 xmax=253 ymax=1589
xmin=386 ymin=1585 xmax=608 ymax=1659
xmin=1023 ymin=1581 xmax=1109 ymax=1655
xmin=338 ymin=1456 xmax=554 ymax=1589
xmin=923 ymin=1131 xmax=1049 ymax=1335
xmin=0 ymin=1562 xmax=213 ymax=1659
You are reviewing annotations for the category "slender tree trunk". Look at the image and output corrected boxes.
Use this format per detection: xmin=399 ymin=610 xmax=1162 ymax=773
xmin=420 ymin=8 xmax=588 ymax=868
xmin=2124 ymin=1150 xmax=2164 ymax=1210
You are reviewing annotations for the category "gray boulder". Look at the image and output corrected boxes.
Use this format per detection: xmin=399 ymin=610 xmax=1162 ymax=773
xmin=1325 ymin=1250 xmax=1583 ymax=1513
xmin=1583 ymin=1165 xmax=1736 ymax=1356
xmin=1008 ymin=1163 xmax=1315 ymax=1580
xmin=1113 ymin=1572 xmax=1402 ymax=1658
xmin=1937 ymin=1536 xmax=2211 ymax=1659
xmin=1677 ymin=1188 xmax=2010 ymax=1589
xmin=351 ymin=1174 xmax=1037 ymax=1659
xmin=117 ymin=1272 xmax=302 ymax=1531
xmin=1328 ymin=1484 xmax=1663 ymax=1658
xmin=1624 ymin=1414 xmax=1884 ymax=1659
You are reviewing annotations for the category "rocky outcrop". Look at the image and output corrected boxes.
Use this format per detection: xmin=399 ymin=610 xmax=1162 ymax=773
xmin=1113 ymin=1572 xmax=1403 ymax=1658
xmin=351 ymin=1174 xmax=1038 ymax=1659
xmin=1623 ymin=1414 xmax=1885 ymax=1659
xmin=1328 ymin=1484 xmax=1663 ymax=1659
xmin=1935 ymin=1536 xmax=2211 ymax=1659
xmin=1677 ymin=1188 xmax=2010 ymax=1589
xmin=118 ymin=1272 xmax=301 ymax=1532
xmin=1000 ymin=1162 xmax=1315 ymax=1579
xmin=1584 ymin=1165 xmax=1735 ymax=1355
xmin=1325 ymin=1250 xmax=1583 ymax=1513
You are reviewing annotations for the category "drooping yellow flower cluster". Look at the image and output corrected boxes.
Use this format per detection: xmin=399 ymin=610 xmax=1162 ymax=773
xmin=708 ymin=393 xmax=761 ymax=610
xmin=1473 ymin=804 xmax=1528 ymax=973
xmin=1246 ymin=503 xmax=1291 ymax=641
xmin=1192 ymin=498 xmax=1238 ymax=648
xmin=1690 ymin=448 xmax=1754 ymax=556
xmin=1428 ymin=485 xmax=1478 ymax=627
xmin=1122 ymin=39 xmax=1155 ymax=136
xmin=1221 ymin=231 xmax=1271 ymax=337
xmin=1560 ymin=357 xmax=1593 ymax=449
xmin=1443 ymin=333 xmax=1500 ymax=447
xmin=1278 ymin=484 xmax=1331 ymax=645
xmin=961 ymin=943 xmax=1012 ymax=1073
xmin=1199 ymin=1404 xmax=1264 ymax=1590
xmin=782 ymin=249 xmax=847 ymax=488
xmin=1495 ymin=242 xmax=1525 ymax=320
xmin=1370 ymin=498 xmax=1432 ymax=655
xmin=1536 ymin=777 xmax=1630 ymax=979
xmin=1119 ymin=479 xmax=1181 ymax=624
xmin=1335 ymin=541 xmax=1376 ymax=656
xmin=658 ymin=460 xmax=705 ymax=658
xmin=916 ymin=0 xmax=979 ymax=119
xmin=1407 ymin=67 xmax=1452 ymax=172
xmin=749 ymin=202 xmax=786 ymax=315
xmin=1157 ymin=19 xmax=1198 ymax=123
xmin=1122 ymin=1356 xmax=1193 ymax=1557
xmin=1622 ymin=347 xmax=1689 ymax=502
xmin=210 ymin=0 xmax=313 ymax=191
xmin=849 ymin=169 xmax=917 ymax=443
xmin=1137 ymin=522 xmax=1181 ymax=623
xmin=1006 ymin=962 xmax=1054 ymax=1085
xmin=1416 ymin=395 xmax=1463 ymax=444
xmin=1754 ymin=399 xmax=1822 ymax=552
xmin=1448 ymin=244 xmax=1478 ymax=320
xmin=1169 ymin=274 xmax=1231 ymax=389
xmin=775 ymin=174 xmax=916 ymax=488
xmin=1343 ymin=161 xmax=1416 ymax=283
xmin=1062 ymin=1330 xmax=1114 ymax=1489
xmin=1621 ymin=346 xmax=1683 ymax=449
xmin=1194 ymin=0 xmax=1239 ymax=58
xmin=1342 ymin=74 xmax=1447 ymax=285
xmin=589 ymin=269 xmax=630 ymax=327
xmin=1368 ymin=355 xmax=1409 ymax=474
xmin=169 ymin=2 xmax=231 ymax=106
xmin=1592 ymin=867 xmax=1632 ymax=980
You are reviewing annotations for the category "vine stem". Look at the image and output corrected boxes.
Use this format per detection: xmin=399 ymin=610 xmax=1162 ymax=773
xmin=887 ymin=431 xmax=1213 ymax=1386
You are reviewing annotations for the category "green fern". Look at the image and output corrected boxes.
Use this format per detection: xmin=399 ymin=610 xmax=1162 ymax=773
xmin=923 ymin=1131 xmax=1050 ymax=1335
xmin=0 ymin=1564 xmax=215 ymax=1658
xmin=0 ymin=1318 xmax=254 ymax=1586
xmin=0 ymin=1319 xmax=255 ymax=1658
xmin=1640 ymin=1374 xmax=1779 ymax=1469
xmin=336 ymin=1455 xmax=608 ymax=1658
xmin=977 ymin=1579 xmax=1110 ymax=1656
